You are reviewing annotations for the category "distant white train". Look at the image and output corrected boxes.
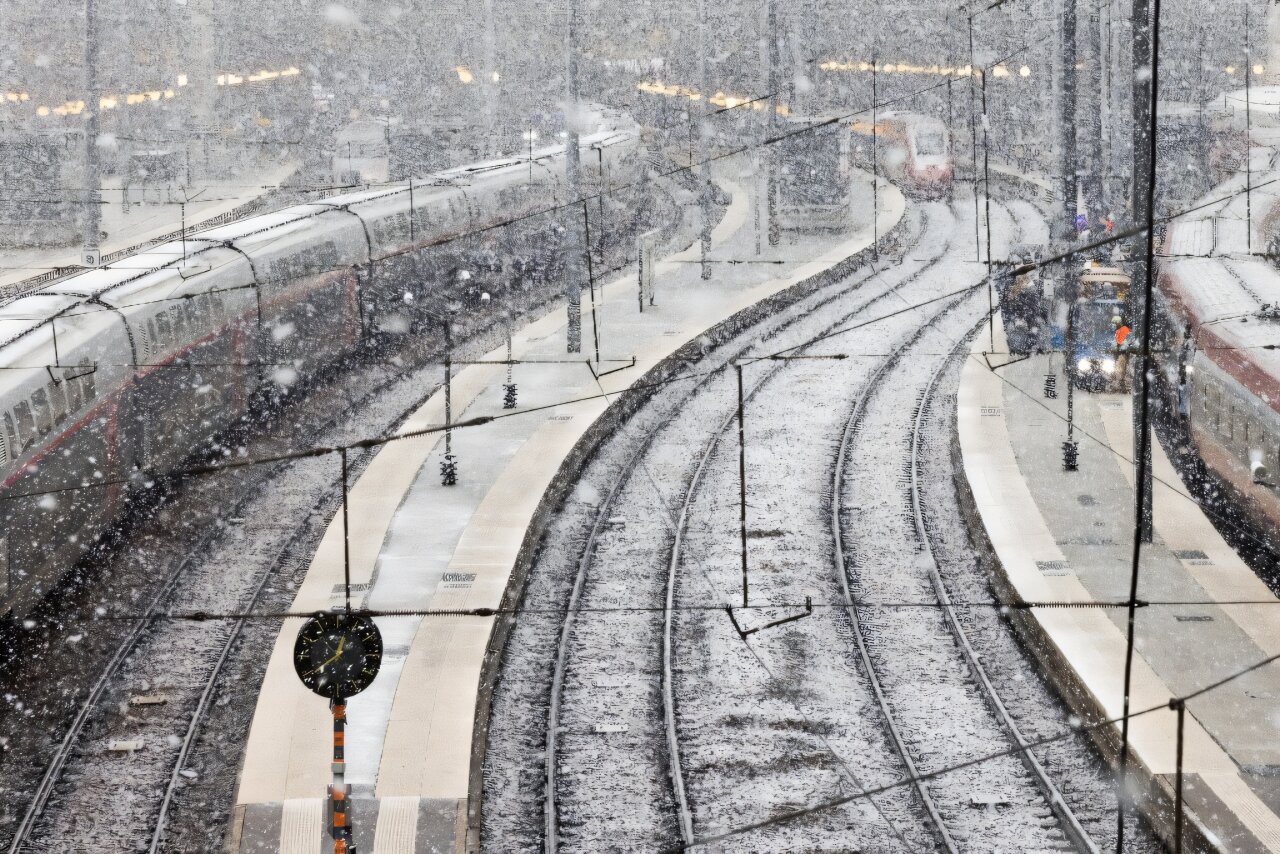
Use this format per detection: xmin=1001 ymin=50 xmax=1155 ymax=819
xmin=0 ymin=107 xmax=639 ymax=619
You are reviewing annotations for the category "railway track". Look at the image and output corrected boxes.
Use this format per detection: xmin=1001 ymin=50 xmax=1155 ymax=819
xmin=540 ymin=205 xmax=934 ymax=850
xmin=487 ymin=192 xmax=1161 ymax=852
xmin=829 ymin=283 xmax=1098 ymax=850
xmin=532 ymin=201 xmax=1025 ymax=850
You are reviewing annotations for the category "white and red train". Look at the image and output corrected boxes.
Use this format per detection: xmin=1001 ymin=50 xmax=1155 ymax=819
xmin=0 ymin=107 xmax=638 ymax=620
xmin=850 ymin=111 xmax=954 ymax=198
xmin=1156 ymin=147 xmax=1280 ymax=534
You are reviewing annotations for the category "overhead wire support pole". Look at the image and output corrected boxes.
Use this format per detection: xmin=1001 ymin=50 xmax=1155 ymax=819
xmin=1117 ymin=0 xmax=1163 ymax=844
xmin=873 ymin=54 xmax=879 ymax=260
xmin=582 ymin=202 xmax=601 ymax=364
xmin=1172 ymin=698 xmax=1186 ymax=854
xmin=698 ymin=0 xmax=713 ymax=279
xmin=766 ymin=0 xmax=780 ymax=246
xmin=980 ymin=65 xmax=994 ymax=350
xmin=82 ymin=0 xmax=102 ymax=268
xmin=736 ymin=363 xmax=749 ymax=608
xmin=968 ymin=16 xmax=982 ymax=259
xmin=1246 ymin=0 xmax=1254 ymax=255
xmin=563 ymin=0 xmax=584 ymax=352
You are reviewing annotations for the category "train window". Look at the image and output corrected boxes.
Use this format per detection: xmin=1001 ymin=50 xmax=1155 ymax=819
xmin=155 ymin=311 xmax=172 ymax=348
xmin=30 ymin=388 xmax=53 ymax=436
xmin=183 ymin=298 xmax=200 ymax=331
xmin=12 ymin=401 xmax=35 ymax=450
xmin=76 ymin=362 xmax=96 ymax=405
xmin=63 ymin=369 xmax=83 ymax=413
xmin=169 ymin=305 xmax=187 ymax=341
xmin=46 ymin=380 xmax=67 ymax=426
xmin=145 ymin=319 xmax=158 ymax=360
xmin=2 ymin=414 xmax=16 ymax=460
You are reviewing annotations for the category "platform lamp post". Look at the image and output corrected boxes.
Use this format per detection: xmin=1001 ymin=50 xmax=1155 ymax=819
xmin=82 ymin=0 xmax=102 ymax=269
xmin=439 ymin=308 xmax=458 ymax=485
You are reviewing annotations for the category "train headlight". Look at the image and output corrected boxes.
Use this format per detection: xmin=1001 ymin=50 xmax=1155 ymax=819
xmin=1101 ymin=358 xmax=1116 ymax=373
xmin=1077 ymin=358 xmax=1092 ymax=372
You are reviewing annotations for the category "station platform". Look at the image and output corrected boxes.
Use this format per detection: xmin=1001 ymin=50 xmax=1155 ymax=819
xmin=227 ymin=164 xmax=906 ymax=853
xmin=959 ymin=320 xmax=1280 ymax=853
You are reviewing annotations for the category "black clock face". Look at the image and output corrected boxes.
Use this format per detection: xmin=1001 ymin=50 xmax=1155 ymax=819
xmin=293 ymin=612 xmax=383 ymax=699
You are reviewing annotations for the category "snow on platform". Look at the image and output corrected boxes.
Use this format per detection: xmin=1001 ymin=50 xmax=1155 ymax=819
xmin=228 ymin=161 xmax=906 ymax=853
xmin=959 ymin=319 xmax=1280 ymax=852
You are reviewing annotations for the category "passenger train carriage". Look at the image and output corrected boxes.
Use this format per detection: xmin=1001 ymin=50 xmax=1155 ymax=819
xmin=0 ymin=107 xmax=639 ymax=619
xmin=1157 ymin=154 xmax=1280 ymax=538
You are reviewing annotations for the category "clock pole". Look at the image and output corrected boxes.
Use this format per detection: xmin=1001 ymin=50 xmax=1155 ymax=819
xmin=330 ymin=697 xmax=353 ymax=853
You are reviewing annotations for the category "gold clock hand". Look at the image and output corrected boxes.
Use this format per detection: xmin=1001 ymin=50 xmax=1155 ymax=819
xmin=303 ymin=637 xmax=348 ymax=677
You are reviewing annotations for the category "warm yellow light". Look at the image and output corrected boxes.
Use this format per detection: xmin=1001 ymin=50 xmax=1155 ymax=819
xmin=100 ymin=96 xmax=118 ymax=109
xmin=163 ymin=89 xmax=174 ymax=99
xmin=19 ymin=93 xmax=28 ymax=101
xmin=456 ymin=66 xmax=474 ymax=83
xmin=126 ymin=93 xmax=144 ymax=105
xmin=1254 ymin=64 xmax=1265 ymax=75
xmin=1226 ymin=65 xmax=1236 ymax=75
xmin=36 ymin=105 xmax=49 ymax=116
xmin=491 ymin=70 xmax=500 ymax=82
xmin=1019 ymin=65 xmax=1031 ymax=77
xmin=177 ymin=73 xmax=188 ymax=86
xmin=282 ymin=67 xmax=301 ymax=77
xmin=4 ymin=93 xmax=16 ymax=103
xmin=992 ymin=65 xmax=1009 ymax=77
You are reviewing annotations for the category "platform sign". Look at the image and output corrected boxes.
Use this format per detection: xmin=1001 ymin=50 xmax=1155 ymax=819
xmin=638 ymin=230 xmax=658 ymax=311
xmin=83 ymin=248 xmax=101 ymax=268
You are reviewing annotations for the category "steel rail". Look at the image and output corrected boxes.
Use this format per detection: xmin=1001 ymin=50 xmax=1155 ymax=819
xmin=908 ymin=324 xmax=1100 ymax=854
xmin=829 ymin=284 xmax=970 ymax=854
xmin=544 ymin=205 xmax=936 ymax=850
xmin=657 ymin=207 xmax=962 ymax=848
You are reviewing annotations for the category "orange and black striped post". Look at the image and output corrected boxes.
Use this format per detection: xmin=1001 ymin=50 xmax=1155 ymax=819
xmin=330 ymin=698 xmax=353 ymax=854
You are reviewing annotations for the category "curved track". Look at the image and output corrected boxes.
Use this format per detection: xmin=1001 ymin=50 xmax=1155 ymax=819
xmin=542 ymin=207 xmax=934 ymax=850
xmin=487 ymin=194 xmax=1156 ymax=852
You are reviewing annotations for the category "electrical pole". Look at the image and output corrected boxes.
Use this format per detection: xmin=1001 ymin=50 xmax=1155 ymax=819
xmin=767 ymin=0 xmax=781 ymax=246
xmin=1053 ymin=0 xmax=1078 ymax=245
xmin=698 ymin=0 xmax=712 ymax=279
xmin=872 ymin=55 xmax=879 ymax=258
xmin=483 ymin=0 xmax=498 ymax=154
xmin=1082 ymin=0 xmax=1105 ymax=238
xmin=563 ymin=0 xmax=583 ymax=353
xmin=1130 ymin=0 xmax=1154 ymax=546
xmin=1246 ymin=0 xmax=1254 ymax=254
xmin=82 ymin=0 xmax=102 ymax=268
